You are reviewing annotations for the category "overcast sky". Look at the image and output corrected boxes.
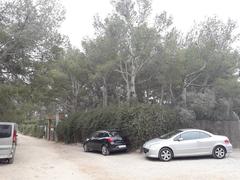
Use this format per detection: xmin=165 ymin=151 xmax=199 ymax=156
xmin=60 ymin=0 xmax=240 ymax=49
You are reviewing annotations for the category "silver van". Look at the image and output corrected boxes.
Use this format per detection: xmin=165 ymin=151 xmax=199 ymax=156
xmin=0 ymin=122 xmax=17 ymax=164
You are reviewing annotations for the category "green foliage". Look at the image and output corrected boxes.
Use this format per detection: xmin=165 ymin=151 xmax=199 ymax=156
xmin=56 ymin=104 xmax=188 ymax=149
xmin=215 ymin=78 xmax=240 ymax=98
xmin=1 ymin=0 xmax=240 ymax=140
xmin=0 ymin=0 xmax=66 ymax=123
xmin=0 ymin=0 xmax=65 ymax=81
xmin=0 ymin=83 xmax=29 ymax=123
xmin=19 ymin=121 xmax=46 ymax=138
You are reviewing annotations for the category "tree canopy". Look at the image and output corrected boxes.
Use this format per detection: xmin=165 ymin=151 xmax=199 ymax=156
xmin=1 ymin=0 xmax=240 ymax=123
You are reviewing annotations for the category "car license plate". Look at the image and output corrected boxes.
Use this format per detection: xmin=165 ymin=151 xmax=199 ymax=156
xmin=118 ymin=145 xmax=126 ymax=148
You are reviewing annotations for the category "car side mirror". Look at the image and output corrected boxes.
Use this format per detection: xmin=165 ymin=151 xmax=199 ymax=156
xmin=178 ymin=137 xmax=183 ymax=141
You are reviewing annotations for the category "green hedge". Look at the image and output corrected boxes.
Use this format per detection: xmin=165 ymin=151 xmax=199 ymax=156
xmin=19 ymin=123 xmax=45 ymax=138
xmin=57 ymin=104 xmax=189 ymax=149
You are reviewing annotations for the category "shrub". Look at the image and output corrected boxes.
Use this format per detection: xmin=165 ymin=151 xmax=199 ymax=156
xmin=56 ymin=104 xmax=189 ymax=149
xmin=19 ymin=121 xmax=46 ymax=138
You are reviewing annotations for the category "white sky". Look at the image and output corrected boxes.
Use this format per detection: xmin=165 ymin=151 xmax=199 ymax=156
xmin=60 ymin=0 xmax=240 ymax=49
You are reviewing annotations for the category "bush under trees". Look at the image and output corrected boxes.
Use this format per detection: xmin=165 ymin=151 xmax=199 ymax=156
xmin=19 ymin=121 xmax=46 ymax=138
xmin=56 ymin=104 xmax=191 ymax=149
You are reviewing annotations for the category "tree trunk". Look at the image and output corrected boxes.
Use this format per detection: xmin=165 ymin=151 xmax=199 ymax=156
xmin=201 ymin=74 xmax=210 ymax=92
xmin=160 ymin=86 xmax=164 ymax=106
xmin=128 ymin=63 xmax=137 ymax=104
xmin=126 ymin=80 xmax=130 ymax=103
xmin=101 ymin=77 xmax=108 ymax=107
xmin=181 ymin=83 xmax=187 ymax=107
xmin=70 ymin=75 xmax=80 ymax=113
xmin=130 ymin=74 xmax=137 ymax=98
xmin=115 ymin=86 xmax=123 ymax=106
xmin=169 ymin=83 xmax=175 ymax=105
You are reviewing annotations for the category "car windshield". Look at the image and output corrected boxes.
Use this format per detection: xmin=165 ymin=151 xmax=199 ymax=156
xmin=0 ymin=125 xmax=12 ymax=138
xmin=160 ymin=130 xmax=182 ymax=139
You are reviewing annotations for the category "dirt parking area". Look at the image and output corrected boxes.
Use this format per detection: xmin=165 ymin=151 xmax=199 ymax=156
xmin=0 ymin=134 xmax=239 ymax=180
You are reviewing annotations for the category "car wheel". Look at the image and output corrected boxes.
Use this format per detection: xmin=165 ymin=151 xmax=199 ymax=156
xmin=213 ymin=146 xmax=226 ymax=159
xmin=8 ymin=157 xmax=14 ymax=164
xmin=83 ymin=144 xmax=89 ymax=152
xmin=159 ymin=147 xmax=173 ymax=161
xmin=101 ymin=145 xmax=110 ymax=156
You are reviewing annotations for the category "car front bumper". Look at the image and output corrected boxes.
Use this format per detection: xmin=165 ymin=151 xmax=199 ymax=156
xmin=143 ymin=147 xmax=159 ymax=158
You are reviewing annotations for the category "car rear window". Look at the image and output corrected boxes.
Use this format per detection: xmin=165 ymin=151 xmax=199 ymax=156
xmin=97 ymin=132 xmax=110 ymax=138
xmin=110 ymin=131 xmax=121 ymax=137
xmin=199 ymin=132 xmax=211 ymax=139
xmin=0 ymin=125 xmax=12 ymax=138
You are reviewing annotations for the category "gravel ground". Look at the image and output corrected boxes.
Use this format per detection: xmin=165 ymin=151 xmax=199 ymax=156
xmin=0 ymin=134 xmax=239 ymax=180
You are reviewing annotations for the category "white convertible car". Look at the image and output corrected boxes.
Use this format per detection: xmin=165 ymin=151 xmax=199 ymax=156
xmin=143 ymin=129 xmax=232 ymax=161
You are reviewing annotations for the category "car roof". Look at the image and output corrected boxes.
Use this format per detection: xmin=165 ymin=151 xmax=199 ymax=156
xmin=95 ymin=130 xmax=112 ymax=134
xmin=0 ymin=122 xmax=16 ymax=125
xmin=179 ymin=128 xmax=200 ymax=131
xmin=179 ymin=128 xmax=211 ymax=133
xmin=96 ymin=129 xmax=119 ymax=133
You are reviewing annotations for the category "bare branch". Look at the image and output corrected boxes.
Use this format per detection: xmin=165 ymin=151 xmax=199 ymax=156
xmin=136 ymin=75 xmax=153 ymax=84
xmin=185 ymin=72 xmax=202 ymax=88
xmin=189 ymin=84 xmax=213 ymax=87
xmin=115 ymin=61 xmax=129 ymax=83
xmin=186 ymin=61 xmax=207 ymax=78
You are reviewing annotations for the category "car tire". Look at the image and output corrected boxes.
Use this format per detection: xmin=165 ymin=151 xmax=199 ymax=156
xmin=101 ymin=145 xmax=110 ymax=156
xmin=83 ymin=144 xmax=89 ymax=152
xmin=123 ymin=149 xmax=128 ymax=153
xmin=213 ymin=146 xmax=226 ymax=159
xmin=8 ymin=157 xmax=14 ymax=164
xmin=159 ymin=147 xmax=173 ymax=162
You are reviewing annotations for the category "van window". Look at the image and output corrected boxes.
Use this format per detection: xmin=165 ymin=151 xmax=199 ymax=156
xmin=0 ymin=125 xmax=12 ymax=138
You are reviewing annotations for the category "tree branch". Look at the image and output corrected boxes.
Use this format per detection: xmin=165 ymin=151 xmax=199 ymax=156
xmin=185 ymin=73 xmax=202 ymax=88
xmin=186 ymin=61 xmax=207 ymax=78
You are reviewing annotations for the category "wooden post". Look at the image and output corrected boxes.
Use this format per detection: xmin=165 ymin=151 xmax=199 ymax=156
xmin=48 ymin=119 xmax=52 ymax=141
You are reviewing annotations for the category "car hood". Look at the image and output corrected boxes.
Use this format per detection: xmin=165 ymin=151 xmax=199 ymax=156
xmin=143 ymin=138 xmax=167 ymax=148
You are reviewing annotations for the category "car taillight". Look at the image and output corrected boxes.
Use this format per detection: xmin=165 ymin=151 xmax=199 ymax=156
xmin=106 ymin=137 xmax=113 ymax=143
xmin=13 ymin=130 xmax=17 ymax=143
xmin=224 ymin=139 xmax=230 ymax=144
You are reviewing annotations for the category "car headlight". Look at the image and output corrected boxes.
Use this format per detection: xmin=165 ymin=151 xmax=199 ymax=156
xmin=148 ymin=144 xmax=158 ymax=150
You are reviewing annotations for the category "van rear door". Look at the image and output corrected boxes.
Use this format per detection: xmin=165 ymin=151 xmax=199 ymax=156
xmin=0 ymin=124 xmax=13 ymax=156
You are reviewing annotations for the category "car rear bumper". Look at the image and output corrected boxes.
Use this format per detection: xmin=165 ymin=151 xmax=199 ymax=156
xmin=0 ymin=150 xmax=14 ymax=159
xmin=0 ymin=154 xmax=13 ymax=159
xmin=226 ymin=144 xmax=233 ymax=154
xmin=109 ymin=144 xmax=127 ymax=152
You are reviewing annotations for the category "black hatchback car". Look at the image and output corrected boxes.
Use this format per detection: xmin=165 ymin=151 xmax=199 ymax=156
xmin=83 ymin=130 xmax=127 ymax=155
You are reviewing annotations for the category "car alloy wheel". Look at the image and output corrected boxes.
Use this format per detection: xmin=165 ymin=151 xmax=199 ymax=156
xmin=101 ymin=145 xmax=110 ymax=156
xmin=213 ymin=146 xmax=226 ymax=159
xmin=159 ymin=148 xmax=173 ymax=161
